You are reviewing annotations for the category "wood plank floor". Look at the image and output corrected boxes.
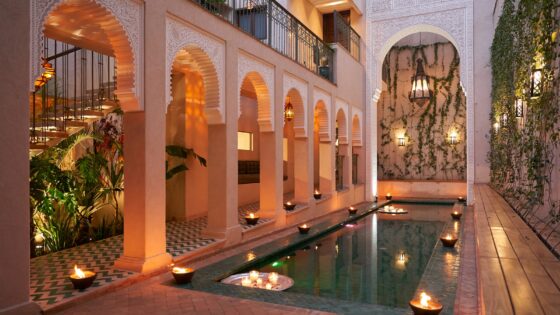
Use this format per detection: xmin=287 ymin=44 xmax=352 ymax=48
xmin=475 ymin=184 xmax=560 ymax=315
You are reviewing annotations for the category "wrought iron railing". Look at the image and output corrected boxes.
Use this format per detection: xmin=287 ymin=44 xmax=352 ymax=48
xmin=332 ymin=10 xmax=360 ymax=61
xmin=30 ymin=38 xmax=117 ymax=151
xmin=192 ymin=0 xmax=335 ymax=82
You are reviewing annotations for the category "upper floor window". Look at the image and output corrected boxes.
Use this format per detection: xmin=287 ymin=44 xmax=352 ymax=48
xmin=237 ymin=5 xmax=267 ymax=40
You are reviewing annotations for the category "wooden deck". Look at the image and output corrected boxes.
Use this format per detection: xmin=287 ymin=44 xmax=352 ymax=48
xmin=474 ymin=184 xmax=560 ymax=315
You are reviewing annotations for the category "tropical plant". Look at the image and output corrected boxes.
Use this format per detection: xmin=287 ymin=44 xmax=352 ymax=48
xmin=165 ymin=145 xmax=207 ymax=180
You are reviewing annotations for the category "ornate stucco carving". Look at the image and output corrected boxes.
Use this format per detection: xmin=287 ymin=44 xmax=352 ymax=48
xmin=366 ymin=0 xmax=474 ymax=201
xmin=31 ymin=0 xmax=143 ymax=111
xmin=166 ymin=17 xmax=225 ymax=124
xmin=335 ymin=99 xmax=349 ymax=145
xmin=238 ymin=54 xmax=275 ymax=132
xmin=351 ymin=108 xmax=363 ymax=147
xmin=283 ymin=74 xmax=308 ymax=138
xmin=313 ymin=88 xmax=332 ymax=142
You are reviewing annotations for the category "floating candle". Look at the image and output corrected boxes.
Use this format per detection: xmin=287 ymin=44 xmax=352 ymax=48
xmin=268 ymin=272 xmax=279 ymax=285
xmin=241 ymin=276 xmax=252 ymax=287
xmin=249 ymin=270 xmax=260 ymax=282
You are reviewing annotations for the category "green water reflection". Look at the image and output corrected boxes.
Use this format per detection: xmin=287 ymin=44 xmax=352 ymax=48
xmin=257 ymin=204 xmax=447 ymax=308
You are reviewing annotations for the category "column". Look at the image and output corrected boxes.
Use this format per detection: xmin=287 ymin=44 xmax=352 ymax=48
xmin=203 ymin=43 xmax=242 ymax=244
xmin=0 ymin=1 xmax=41 ymax=313
xmin=319 ymin=141 xmax=335 ymax=194
xmin=115 ymin=0 xmax=172 ymax=273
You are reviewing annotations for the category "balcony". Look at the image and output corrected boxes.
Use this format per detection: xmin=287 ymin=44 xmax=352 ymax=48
xmin=323 ymin=10 xmax=360 ymax=61
xmin=307 ymin=0 xmax=363 ymax=15
xmin=192 ymin=0 xmax=335 ymax=82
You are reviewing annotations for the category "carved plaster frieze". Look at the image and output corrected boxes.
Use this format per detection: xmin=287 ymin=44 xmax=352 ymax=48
xmin=166 ymin=17 xmax=225 ymax=124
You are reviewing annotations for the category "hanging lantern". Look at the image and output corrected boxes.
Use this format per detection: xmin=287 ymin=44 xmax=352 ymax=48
xmin=409 ymin=59 xmax=433 ymax=106
xmin=530 ymin=68 xmax=543 ymax=97
xmin=42 ymin=61 xmax=55 ymax=80
xmin=514 ymin=99 xmax=525 ymax=118
xmin=284 ymin=97 xmax=294 ymax=121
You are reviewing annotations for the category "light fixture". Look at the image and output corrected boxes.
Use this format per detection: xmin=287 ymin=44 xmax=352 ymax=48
xmin=514 ymin=99 xmax=525 ymax=118
xmin=500 ymin=113 xmax=508 ymax=126
xmin=284 ymin=97 xmax=294 ymax=121
xmin=409 ymin=58 xmax=433 ymax=106
xmin=448 ymin=130 xmax=458 ymax=145
xmin=42 ymin=61 xmax=55 ymax=79
xmin=493 ymin=122 xmax=500 ymax=132
xmin=397 ymin=136 xmax=406 ymax=147
xmin=530 ymin=68 xmax=543 ymax=98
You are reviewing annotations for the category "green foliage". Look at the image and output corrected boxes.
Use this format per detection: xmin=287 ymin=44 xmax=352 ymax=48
xmin=489 ymin=0 xmax=560 ymax=249
xmin=378 ymin=42 xmax=466 ymax=180
xmin=165 ymin=145 xmax=207 ymax=180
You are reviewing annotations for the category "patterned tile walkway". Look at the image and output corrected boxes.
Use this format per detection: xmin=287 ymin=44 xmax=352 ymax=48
xmin=31 ymin=200 xmax=282 ymax=310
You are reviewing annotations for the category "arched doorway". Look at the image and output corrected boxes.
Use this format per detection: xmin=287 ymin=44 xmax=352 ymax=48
xmin=375 ymin=32 xmax=467 ymax=199
xmin=314 ymin=100 xmax=332 ymax=195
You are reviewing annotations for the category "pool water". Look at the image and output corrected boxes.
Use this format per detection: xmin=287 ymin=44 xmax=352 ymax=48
xmin=251 ymin=203 xmax=450 ymax=308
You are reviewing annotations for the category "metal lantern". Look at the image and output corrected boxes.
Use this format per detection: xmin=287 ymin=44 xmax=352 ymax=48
xmin=397 ymin=136 xmax=406 ymax=147
xmin=515 ymin=99 xmax=524 ymax=118
xmin=409 ymin=59 xmax=433 ymax=106
xmin=530 ymin=68 xmax=542 ymax=97
xmin=284 ymin=97 xmax=294 ymax=121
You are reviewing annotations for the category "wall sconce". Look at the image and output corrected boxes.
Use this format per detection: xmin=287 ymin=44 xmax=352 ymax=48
xmin=493 ymin=122 xmax=500 ymax=132
xmin=514 ymin=99 xmax=525 ymax=118
xmin=397 ymin=136 xmax=406 ymax=147
xmin=530 ymin=68 xmax=543 ymax=98
xmin=448 ymin=130 xmax=459 ymax=145
xmin=500 ymin=113 xmax=508 ymax=127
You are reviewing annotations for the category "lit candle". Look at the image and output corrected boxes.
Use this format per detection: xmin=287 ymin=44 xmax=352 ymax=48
xmin=268 ymin=272 xmax=279 ymax=285
xmin=386 ymin=192 xmax=392 ymax=200
xmin=287 ymin=201 xmax=292 ymax=206
xmin=298 ymin=224 xmax=311 ymax=234
xmin=256 ymin=278 xmax=263 ymax=287
xmin=172 ymin=266 xmax=191 ymax=274
xmin=313 ymin=189 xmax=322 ymax=200
xmin=72 ymin=265 xmax=86 ymax=279
xmin=241 ymin=276 xmax=252 ymax=287
xmin=69 ymin=265 xmax=97 ymax=290
xmin=171 ymin=266 xmax=195 ymax=284
xmin=249 ymin=270 xmax=259 ymax=282
xmin=315 ymin=189 xmax=320 ymax=194
xmin=249 ymin=213 xmax=255 ymax=219
xmin=246 ymin=252 xmax=256 ymax=262
xmin=265 ymin=283 xmax=273 ymax=290
xmin=301 ymin=224 xmax=308 ymax=228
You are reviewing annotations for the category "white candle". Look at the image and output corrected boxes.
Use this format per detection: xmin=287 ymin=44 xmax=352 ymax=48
xmin=256 ymin=278 xmax=263 ymax=287
xmin=268 ymin=272 xmax=279 ymax=285
xmin=249 ymin=270 xmax=259 ymax=282
xmin=265 ymin=283 xmax=273 ymax=290
xmin=241 ymin=276 xmax=251 ymax=287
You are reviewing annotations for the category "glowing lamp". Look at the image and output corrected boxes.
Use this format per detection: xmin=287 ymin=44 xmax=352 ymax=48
xmin=298 ymin=224 xmax=311 ymax=234
xmin=385 ymin=193 xmax=392 ymax=201
xmin=409 ymin=292 xmax=443 ymax=315
xmin=69 ymin=265 xmax=96 ymax=290
xmin=409 ymin=59 xmax=433 ymax=106
xmin=530 ymin=68 xmax=543 ymax=97
xmin=397 ymin=136 xmax=406 ymax=147
xmin=451 ymin=211 xmax=462 ymax=220
xmin=244 ymin=212 xmax=260 ymax=225
xmin=348 ymin=206 xmax=358 ymax=215
xmin=284 ymin=201 xmax=296 ymax=211
xmin=448 ymin=131 xmax=458 ymax=145
xmin=440 ymin=233 xmax=458 ymax=248
xmin=515 ymin=99 xmax=525 ymax=118
xmin=171 ymin=266 xmax=195 ymax=284
xmin=284 ymin=97 xmax=295 ymax=121
xmin=313 ymin=189 xmax=322 ymax=200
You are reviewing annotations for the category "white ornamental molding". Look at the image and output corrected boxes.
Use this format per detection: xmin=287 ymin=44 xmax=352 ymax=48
xmin=335 ymin=99 xmax=349 ymax=145
xmin=351 ymin=108 xmax=363 ymax=147
xmin=313 ymin=88 xmax=332 ymax=142
xmin=166 ymin=17 xmax=225 ymax=124
xmin=366 ymin=0 xmax=474 ymax=201
xmin=31 ymin=0 xmax=143 ymax=111
xmin=238 ymin=53 xmax=275 ymax=132
xmin=283 ymin=74 xmax=308 ymax=138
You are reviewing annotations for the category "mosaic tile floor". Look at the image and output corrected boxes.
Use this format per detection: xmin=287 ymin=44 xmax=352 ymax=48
xmin=31 ymin=202 xmax=277 ymax=309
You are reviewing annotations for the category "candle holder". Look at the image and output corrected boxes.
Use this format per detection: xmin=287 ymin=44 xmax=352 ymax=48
xmin=348 ymin=206 xmax=358 ymax=215
xmin=440 ymin=234 xmax=458 ymax=248
xmin=313 ymin=190 xmax=322 ymax=200
xmin=69 ymin=265 xmax=97 ymax=290
xmin=385 ymin=193 xmax=392 ymax=201
xmin=284 ymin=202 xmax=296 ymax=211
xmin=409 ymin=292 xmax=443 ymax=315
xmin=457 ymin=196 xmax=465 ymax=203
xmin=298 ymin=224 xmax=311 ymax=234
xmin=244 ymin=213 xmax=260 ymax=225
xmin=171 ymin=266 xmax=195 ymax=284
xmin=451 ymin=211 xmax=462 ymax=220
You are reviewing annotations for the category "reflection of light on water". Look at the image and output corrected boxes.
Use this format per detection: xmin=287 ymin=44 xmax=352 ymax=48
xmin=444 ymin=252 xmax=454 ymax=277
xmin=395 ymin=251 xmax=408 ymax=270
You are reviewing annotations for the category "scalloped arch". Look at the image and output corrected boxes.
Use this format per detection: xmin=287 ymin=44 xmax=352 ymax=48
xmin=238 ymin=54 xmax=274 ymax=132
xmin=32 ymin=0 xmax=141 ymax=111
xmin=166 ymin=17 xmax=225 ymax=124
xmin=315 ymin=101 xmax=330 ymax=143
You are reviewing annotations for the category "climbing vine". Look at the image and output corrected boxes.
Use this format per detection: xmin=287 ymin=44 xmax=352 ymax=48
xmin=490 ymin=0 xmax=560 ymax=254
xmin=378 ymin=41 xmax=466 ymax=180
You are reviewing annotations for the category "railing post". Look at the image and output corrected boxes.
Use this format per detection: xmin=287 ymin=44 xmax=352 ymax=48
xmin=267 ymin=0 xmax=272 ymax=46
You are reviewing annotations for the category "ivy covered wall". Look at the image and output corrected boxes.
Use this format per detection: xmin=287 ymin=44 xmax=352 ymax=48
xmin=490 ymin=0 xmax=560 ymax=253
xmin=377 ymin=41 xmax=467 ymax=180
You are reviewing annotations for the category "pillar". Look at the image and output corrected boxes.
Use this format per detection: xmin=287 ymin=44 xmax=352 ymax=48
xmin=259 ymin=130 xmax=282 ymax=219
xmin=203 ymin=43 xmax=242 ymax=243
xmin=294 ymin=138 xmax=312 ymax=203
xmin=115 ymin=0 xmax=172 ymax=273
xmin=0 ymin=1 xmax=41 ymax=314
xmin=319 ymin=141 xmax=335 ymax=194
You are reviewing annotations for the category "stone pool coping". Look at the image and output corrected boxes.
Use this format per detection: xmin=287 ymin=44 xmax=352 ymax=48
xmin=172 ymin=200 xmax=464 ymax=315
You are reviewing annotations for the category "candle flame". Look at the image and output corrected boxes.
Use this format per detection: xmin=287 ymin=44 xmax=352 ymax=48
xmin=172 ymin=266 xmax=192 ymax=274
xmin=387 ymin=193 xmax=392 ymax=197
xmin=315 ymin=189 xmax=320 ymax=194
xmin=301 ymin=224 xmax=308 ymax=228
xmin=446 ymin=234 xmax=452 ymax=240
xmin=420 ymin=292 xmax=431 ymax=307
xmin=453 ymin=211 xmax=459 ymax=215
xmin=249 ymin=213 xmax=255 ymax=218
xmin=74 ymin=265 xmax=86 ymax=279
xmin=287 ymin=201 xmax=292 ymax=205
